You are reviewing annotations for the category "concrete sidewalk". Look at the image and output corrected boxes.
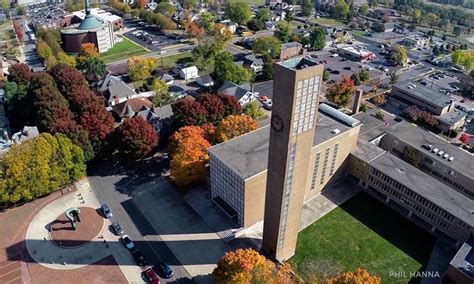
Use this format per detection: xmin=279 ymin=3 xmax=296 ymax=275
xmin=25 ymin=179 xmax=144 ymax=283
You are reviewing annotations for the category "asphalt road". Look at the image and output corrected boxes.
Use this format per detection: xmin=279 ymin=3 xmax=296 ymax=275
xmin=88 ymin=160 xmax=192 ymax=283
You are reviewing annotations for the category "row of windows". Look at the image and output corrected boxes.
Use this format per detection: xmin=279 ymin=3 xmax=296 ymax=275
xmin=370 ymin=169 xmax=455 ymax=223
xmin=398 ymin=88 xmax=443 ymax=112
xmin=320 ymin=147 xmax=330 ymax=185
xmin=292 ymin=76 xmax=320 ymax=135
xmin=329 ymin=143 xmax=339 ymax=176
xmin=278 ymin=143 xmax=297 ymax=250
xmin=310 ymin=152 xmax=321 ymax=191
xmin=421 ymin=165 xmax=473 ymax=199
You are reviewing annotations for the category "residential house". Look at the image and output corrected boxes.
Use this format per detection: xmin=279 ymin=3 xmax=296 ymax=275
xmin=0 ymin=126 xmax=39 ymax=153
xmin=105 ymin=80 xmax=138 ymax=107
xmin=158 ymin=73 xmax=174 ymax=85
xmin=235 ymin=54 xmax=264 ymax=73
xmin=179 ymin=66 xmax=199 ymax=81
xmin=135 ymin=104 xmax=174 ymax=136
xmin=280 ymin=42 xmax=305 ymax=60
xmin=196 ymin=75 xmax=215 ymax=88
xmin=264 ymin=21 xmax=276 ymax=30
xmin=112 ymin=97 xmax=153 ymax=119
xmin=220 ymin=20 xmax=237 ymax=34
xmin=217 ymin=81 xmax=258 ymax=106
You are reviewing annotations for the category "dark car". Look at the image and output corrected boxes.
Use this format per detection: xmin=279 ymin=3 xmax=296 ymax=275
xmin=111 ymin=222 xmax=123 ymax=235
xmin=143 ymin=267 xmax=160 ymax=284
xmin=331 ymin=70 xmax=340 ymax=74
xmin=156 ymin=262 xmax=173 ymax=279
xmin=101 ymin=204 xmax=112 ymax=218
xmin=132 ymin=250 xmax=147 ymax=266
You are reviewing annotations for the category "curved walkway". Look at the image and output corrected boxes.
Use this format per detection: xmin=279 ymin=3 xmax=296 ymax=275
xmin=25 ymin=179 xmax=145 ymax=283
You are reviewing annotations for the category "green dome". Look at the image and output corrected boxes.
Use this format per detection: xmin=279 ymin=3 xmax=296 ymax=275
xmin=78 ymin=15 xmax=102 ymax=30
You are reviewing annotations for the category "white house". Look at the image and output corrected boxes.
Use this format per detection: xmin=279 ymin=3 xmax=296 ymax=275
xmin=220 ymin=20 xmax=237 ymax=34
xmin=179 ymin=66 xmax=199 ymax=81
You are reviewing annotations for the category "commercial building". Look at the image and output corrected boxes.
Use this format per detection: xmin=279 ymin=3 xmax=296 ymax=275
xmin=71 ymin=8 xmax=124 ymax=31
xmin=402 ymin=35 xmax=429 ymax=49
xmin=390 ymin=78 xmax=467 ymax=131
xmin=61 ymin=1 xmax=116 ymax=53
xmin=337 ymin=46 xmax=376 ymax=62
xmin=280 ymin=42 xmax=305 ymax=60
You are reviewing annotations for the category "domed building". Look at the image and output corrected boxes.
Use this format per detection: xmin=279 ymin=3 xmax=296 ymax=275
xmin=61 ymin=0 xmax=115 ymax=53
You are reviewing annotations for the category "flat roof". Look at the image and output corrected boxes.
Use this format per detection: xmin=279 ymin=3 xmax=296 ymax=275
xmin=351 ymin=139 xmax=386 ymax=163
xmin=450 ymin=237 xmax=474 ymax=278
xmin=394 ymin=79 xmax=451 ymax=109
xmin=438 ymin=109 xmax=467 ymax=125
xmin=352 ymin=111 xmax=396 ymax=141
xmin=383 ymin=121 xmax=474 ymax=179
xmin=370 ymin=152 xmax=474 ymax=227
xmin=209 ymin=111 xmax=354 ymax=180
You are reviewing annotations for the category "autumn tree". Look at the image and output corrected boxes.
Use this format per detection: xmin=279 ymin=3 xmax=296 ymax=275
xmin=371 ymin=94 xmax=385 ymax=105
xmin=327 ymin=76 xmax=355 ymax=107
xmin=149 ymin=78 xmax=172 ymax=107
xmin=7 ymin=63 xmax=32 ymax=85
xmin=57 ymin=52 xmax=76 ymax=67
xmin=244 ymin=101 xmax=264 ymax=120
xmin=128 ymin=56 xmax=158 ymax=81
xmin=390 ymin=46 xmax=407 ymax=66
xmin=37 ymin=40 xmax=53 ymax=61
xmin=170 ymin=127 xmax=211 ymax=186
xmin=459 ymin=133 xmax=471 ymax=145
xmin=13 ymin=20 xmax=24 ymax=43
xmin=198 ymin=11 xmax=217 ymax=33
xmin=215 ymin=115 xmax=257 ymax=142
xmin=172 ymin=97 xmax=208 ymax=128
xmin=76 ymin=43 xmax=106 ymax=82
xmin=218 ymin=94 xmax=242 ymax=116
xmin=115 ymin=117 xmax=159 ymax=159
xmin=196 ymin=93 xmax=225 ymax=124
xmin=325 ymin=268 xmax=381 ymax=284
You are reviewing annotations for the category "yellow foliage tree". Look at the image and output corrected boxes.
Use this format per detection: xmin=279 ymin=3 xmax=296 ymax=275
xmin=216 ymin=114 xmax=257 ymax=142
xmin=127 ymin=56 xmax=158 ymax=81
xmin=325 ymin=268 xmax=381 ymax=284
xmin=57 ymin=52 xmax=76 ymax=67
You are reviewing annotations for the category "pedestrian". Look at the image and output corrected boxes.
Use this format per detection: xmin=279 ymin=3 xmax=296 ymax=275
xmin=43 ymin=237 xmax=46 ymax=241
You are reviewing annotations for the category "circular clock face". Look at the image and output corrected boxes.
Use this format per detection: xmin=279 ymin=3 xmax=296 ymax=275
xmin=271 ymin=114 xmax=284 ymax=132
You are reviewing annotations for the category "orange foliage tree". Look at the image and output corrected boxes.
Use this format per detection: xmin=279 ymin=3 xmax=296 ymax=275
xmin=170 ymin=126 xmax=211 ymax=186
xmin=216 ymin=114 xmax=257 ymax=142
xmin=327 ymin=75 xmax=355 ymax=107
xmin=212 ymin=248 xmax=293 ymax=283
xmin=136 ymin=0 xmax=147 ymax=9
xmin=325 ymin=268 xmax=381 ymax=284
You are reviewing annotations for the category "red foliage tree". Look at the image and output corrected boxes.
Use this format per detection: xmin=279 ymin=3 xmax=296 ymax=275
xmin=78 ymin=103 xmax=115 ymax=142
xmin=196 ymin=93 xmax=225 ymax=124
xmin=49 ymin=63 xmax=88 ymax=94
xmin=172 ymin=97 xmax=208 ymax=128
xmin=218 ymin=94 xmax=242 ymax=116
xmin=327 ymin=75 xmax=355 ymax=107
xmin=459 ymin=133 xmax=471 ymax=144
xmin=115 ymin=117 xmax=159 ymax=159
xmin=13 ymin=20 xmax=24 ymax=43
xmin=7 ymin=63 xmax=32 ymax=85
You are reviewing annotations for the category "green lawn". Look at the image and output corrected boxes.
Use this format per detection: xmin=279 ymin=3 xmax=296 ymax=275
xmin=238 ymin=0 xmax=265 ymax=5
xmin=158 ymin=51 xmax=214 ymax=74
xmin=309 ymin=17 xmax=347 ymax=28
xmin=100 ymin=38 xmax=148 ymax=63
xmin=289 ymin=191 xmax=435 ymax=283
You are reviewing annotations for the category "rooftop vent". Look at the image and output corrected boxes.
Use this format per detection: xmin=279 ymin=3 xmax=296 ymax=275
xmin=448 ymin=156 xmax=455 ymax=162
xmin=443 ymin=153 xmax=449 ymax=159
xmin=438 ymin=150 xmax=444 ymax=156
xmin=432 ymin=148 xmax=439 ymax=153
xmin=330 ymin=129 xmax=341 ymax=134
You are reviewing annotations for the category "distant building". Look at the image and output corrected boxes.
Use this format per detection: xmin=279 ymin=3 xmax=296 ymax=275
xmin=71 ymin=8 xmax=124 ymax=31
xmin=220 ymin=20 xmax=237 ymax=34
xmin=447 ymin=237 xmax=474 ymax=284
xmin=196 ymin=75 xmax=214 ymax=88
xmin=280 ymin=42 xmax=305 ymax=60
xmin=179 ymin=66 xmax=199 ymax=81
xmin=402 ymin=35 xmax=429 ymax=49
xmin=338 ymin=46 xmax=376 ymax=62
xmin=217 ymin=81 xmax=258 ymax=106
xmin=0 ymin=126 xmax=39 ymax=153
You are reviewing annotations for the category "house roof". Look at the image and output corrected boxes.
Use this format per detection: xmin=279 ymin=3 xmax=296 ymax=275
xmin=154 ymin=104 xmax=173 ymax=120
xmin=198 ymin=74 xmax=214 ymax=85
xmin=100 ymin=74 xmax=122 ymax=93
xmin=107 ymin=81 xmax=136 ymax=102
xmin=281 ymin=42 xmax=302 ymax=49
xmin=180 ymin=66 xmax=198 ymax=73
xmin=112 ymin=97 xmax=153 ymax=117
xmin=217 ymin=81 xmax=252 ymax=101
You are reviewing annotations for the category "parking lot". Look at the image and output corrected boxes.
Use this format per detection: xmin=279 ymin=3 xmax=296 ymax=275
xmin=123 ymin=20 xmax=185 ymax=52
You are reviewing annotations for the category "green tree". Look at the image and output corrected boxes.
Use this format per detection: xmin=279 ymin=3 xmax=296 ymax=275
xmin=375 ymin=111 xmax=385 ymax=120
xmin=199 ymin=11 xmax=217 ymax=32
xmin=284 ymin=8 xmax=294 ymax=25
xmin=323 ymin=69 xmax=330 ymax=81
xmin=301 ymin=0 xmax=314 ymax=18
xmin=256 ymin=7 xmax=272 ymax=22
xmin=252 ymin=36 xmax=281 ymax=59
xmin=78 ymin=57 xmax=106 ymax=82
xmin=334 ymin=0 xmax=350 ymax=20
xmin=274 ymin=22 xmax=290 ymax=43
xmin=351 ymin=72 xmax=361 ymax=85
xmin=359 ymin=4 xmax=369 ymax=16
xmin=359 ymin=69 xmax=369 ymax=82
xmin=150 ymin=78 xmax=173 ymax=106
xmin=388 ymin=70 xmax=399 ymax=84
xmin=424 ymin=13 xmax=439 ymax=28
xmin=360 ymin=104 xmax=368 ymax=112
xmin=155 ymin=2 xmax=175 ymax=17
xmin=213 ymin=51 xmax=253 ymax=85
xmin=225 ymin=1 xmax=252 ymax=25
xmin=244 ymin=101 xmax=265 ymax=120
xmin=368 ymin=0 xmax=377 ymax=8
xmin=390 ymin=46 xmax=407 ymax=66
xmin=127 ymin=56 xmax=158 ymax=81
xmin=309 ymin=27 xmax=326 ymax=50
xmin=37 ymin=40 xmax=53 ymax=60
xmin=453 ymin=26 xmax=462 ymax=37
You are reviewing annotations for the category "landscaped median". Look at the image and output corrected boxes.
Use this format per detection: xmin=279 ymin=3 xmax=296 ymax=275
xmin=100 ymin=38 xmax=148 ymax=63
xmin=289 ymin=191 xmax=435 ymax=283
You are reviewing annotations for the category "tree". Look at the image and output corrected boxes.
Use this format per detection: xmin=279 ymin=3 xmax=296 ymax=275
xmin=244 ymin=101 xmax=264 ymax=120
xmin=390 ymin=46 xmax=407 ymax=66
xmin=424 ymin=13 xmax=438 ymax=27
xmin=375 ymin=111 xmax=385 ymax=120
xmin=334 ymin=0 xmax=350 ymax=20
xmin=57 ymin=52 xmax=76 ymax=67
xmin=77 ymin=43 xmax=98 ymax=59
xmin=115 ymin=117 xmax=158 ymax=159
xmin=170 ymin=127 xmax=210 ymax=186
xmin=136 ymin=0 xmax=147 ymax=9
xmin=37 ymin=40 xmax=53 ymax=61
xmin=183 ymin=0 xmax=197 ymax=9
xmin=247 ymin=18 xmax=264 ymax=32
xmin=359 ymin=70 xmax=369 ymax=82
xmin=325 ymin=268 xmax=381 ymax=284
xmin=128 ymin=56 xmax=158 ymax=81
xmin=225 ymin=1 xmax=252 ymax=25
xmin=218 ymin=94 xmax=242 ymax=116
xmin=215 ymin=114 xmax=257 ymax=142
xmin=368 ymin=0 xmax=377 ymax=8
xmin=459 ymin=133 xmax=471 ymax=145
xmin=301 ymin=0 xmax=314 ymax=18
xmin=309 ymin=27 xmax=326 ymax=50
xmin=327 ymin=76 xmax=355 ymax=107
xmin=388 ymin=71 xmax=399 ymax=84
xmin=2 ymin=0 xmax=9 ymax=11
xmin=274 ymin=22 xmax=291 ymax=43
xmin=213 ymin=51 xmax=253 ymax=86
xmin=359 ymin=4 xmax=369 ymax=16
xmin=351 ymin=72 xmax=361 ymax=85
xmin=284 ymin=8 xmax=294 ymax=25
xmin=155 ymin=2 xmax=175 ymax=17
xmin=256 ymin=7 xmax=271 ymax=22
xmin=453 ymin=26 xmax=461 ymax=37
xmin=196 ymin=93 xmax=225 ymax=124
xmin=371 ymin=94 xmax=385 ymax=105
xmin=323 ymin=69 xmax=330 ymax=81
xmin=192 ymin=42 xmax=222 ymax=69
xmin=213 ymin=249 xmax=267 ymax=283
xmin=79 ymin=57 xmax=106 ymax=82
xmin=252 ymin=36 xmax=281 ymax=59
xmin=452 ymin=50 xmax=474 ymax=72
xmin=199 ymin=11 xmax=217 ymax=33
xmin=360 ymin=104 xmax=368 ymax=112
xmin=7 ymin=63 xmax=32 ymax=85
xmin=13 ymin=20 xmax=24 ymax=44
xmin=172 ymin=97 xmax=208 ymax=128
xmin=150 ymin=78 xmax=172 ymax=107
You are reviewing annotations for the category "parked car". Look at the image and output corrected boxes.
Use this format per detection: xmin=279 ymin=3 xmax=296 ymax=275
xmin=132 ymin=249 xmax=147 ymax=266
xmin=111 ymin=222 xmax=123 ymax=235
xmin=121 ymin=234 xmax=134 ymax=250
xmin=258 ymin=96 xmax=272 ymax=110
xmin=144 ymin=268 xmax=160 ymax=284
xmin=101 ymin=204 xmax=112 ymax=218
xmin=156 ymin=262 xmax=173 ymax=279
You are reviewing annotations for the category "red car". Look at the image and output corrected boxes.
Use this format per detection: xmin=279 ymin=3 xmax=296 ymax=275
xmin=144 ymin=267 xmax=160 ymax=284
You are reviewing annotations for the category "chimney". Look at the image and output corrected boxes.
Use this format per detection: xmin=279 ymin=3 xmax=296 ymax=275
xmin=352 ymin=89 xmax=363 ymax=115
